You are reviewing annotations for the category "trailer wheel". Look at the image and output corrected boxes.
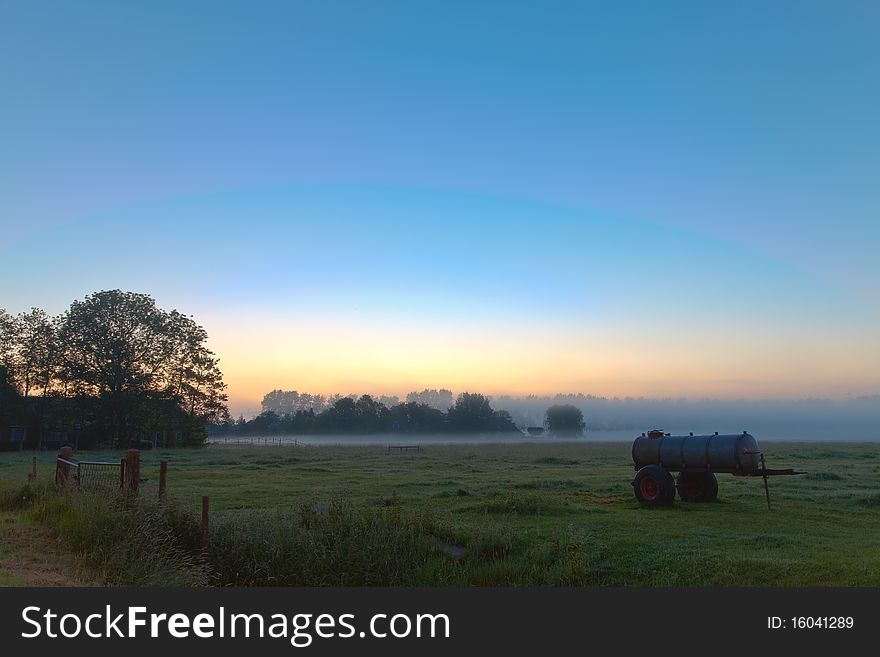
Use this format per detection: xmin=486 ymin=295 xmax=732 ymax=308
xmin=633 ymin=465 xmax=675 ymax=506
xmin=677 ymin=472 xmax=719 ymax=502
xmin=704 ymin=472 xmax=718 ymax=501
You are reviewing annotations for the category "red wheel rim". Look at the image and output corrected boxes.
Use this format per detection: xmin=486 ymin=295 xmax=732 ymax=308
xmin=639 ymin=475 xmax=660 ymax=500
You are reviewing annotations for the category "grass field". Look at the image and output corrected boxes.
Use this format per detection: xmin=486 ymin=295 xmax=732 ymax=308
xmin=1 ymin=441 xmax=878 ymax=586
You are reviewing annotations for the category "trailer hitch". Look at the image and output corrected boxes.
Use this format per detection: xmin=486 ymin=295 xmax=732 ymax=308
xmin=743 ymin=450 xmax=805 ymax=510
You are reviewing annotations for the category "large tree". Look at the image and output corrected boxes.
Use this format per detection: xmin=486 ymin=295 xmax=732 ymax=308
xmin=58 ymin=290 xmax=227 ymax=446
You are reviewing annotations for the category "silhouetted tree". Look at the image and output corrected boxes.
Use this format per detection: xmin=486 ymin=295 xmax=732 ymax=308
xmin=390 ymin=402 xmax=447 ymax=433
xmin=262 ymin=389 xmax=328 ymax=415
xmin=447 ymin=392 xmax=496 ymax=432
xmin=3 ymin=308 xmax=59 ymax=403
xmin=58 ymin=290 xmax=227 ymax=446
xmin=491 ymin=409 xmax=519 ymax=432
xmin=248 ymin=410 xmax=282 ymax=434
xmin=315 ymin=395 xmax=391 ymax=433
xmin=0 ymin=309 xmax=15 ymax=367
xmin=354 ymin=394 xmax=392 ymax=431
xmin=0 ymin=365 xmax=22 ymax=429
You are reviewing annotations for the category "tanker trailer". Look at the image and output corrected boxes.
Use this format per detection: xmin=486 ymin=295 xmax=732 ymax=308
xmin=631 ymin=429 xmax=802 ymax=508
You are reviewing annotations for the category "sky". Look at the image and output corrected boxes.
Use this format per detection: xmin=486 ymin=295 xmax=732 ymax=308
xmin=1 ymin=1 xmax=878 ymax=416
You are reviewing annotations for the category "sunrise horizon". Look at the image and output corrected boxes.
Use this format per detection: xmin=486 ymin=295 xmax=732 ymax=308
xmin=3 ymin=2 xmax=878 ymax=420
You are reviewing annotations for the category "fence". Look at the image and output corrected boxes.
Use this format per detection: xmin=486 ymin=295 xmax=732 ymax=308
xmin=55 ymin=455 xmax=124 ymax=493
xmin=42 ymin=449 xmax=214 ymax=548
xmin=209 ymin=436 xmax=312 ymax=447
xmin=54 ymin=448 xmax=153 ymax=496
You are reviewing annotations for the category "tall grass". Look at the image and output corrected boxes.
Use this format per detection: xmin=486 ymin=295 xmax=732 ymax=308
xmin=28 ymin=493 xmax=209 ymax=586
xmin=208 ymin=502 xmax=451 ymax=585
xmin=3 ymin=484 xmax=470 ymax=586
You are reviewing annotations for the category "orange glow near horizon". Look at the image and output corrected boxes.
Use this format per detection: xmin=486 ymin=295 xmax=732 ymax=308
xmin=205 ymin=310 xmax=880 ymax=415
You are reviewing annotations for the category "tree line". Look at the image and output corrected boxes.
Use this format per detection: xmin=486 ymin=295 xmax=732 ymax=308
xmin=213 ymin=391 xmax=518 ymax=435
xmin=260 ymin=388 xmax=454 ymax=415
xmin=213 ymin=393 xmax=586 ymax=436
xmin=0 ymin=290 xmax=228 ymax=449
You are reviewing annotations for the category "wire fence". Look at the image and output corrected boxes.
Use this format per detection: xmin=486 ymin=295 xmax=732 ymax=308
xmin=56 ymin=456 xmax=124 ymax=493
xmin=78 ymin=460 xmax=124 ymax=492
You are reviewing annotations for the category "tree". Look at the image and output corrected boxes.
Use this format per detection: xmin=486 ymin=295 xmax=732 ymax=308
xmin=354 ymin=394 xmax=392 ymax=431
xmin=2 ymin=308 xmax=59 ymax=402
xmin=0 ymin=309 xmax=17 ymax=373
xmin=545 ymin=404 xmax=585 ymax=436
xmin=262 ymin=389 xmax=328 ymax=415
xmin=406 ymin=388 xmax=453 ymax=410
xmin=315 ymin=395 xmax=391 ymax=433
xmin=58 ymin=290 xmax=227 ymax=446
xmin=447 ymin=392 xmax=496 ymax=432
xmin=390 ymin=402 xmax=446 ymax=433
xmin=163 ymin=310 xmax=229 ymax=442
xmin=375 ymin=395 xmax=400 ymax=409
xmin=491 ymin=409 xmax=518 ymax=433
xmin=0 ymin=364 xmax=22 ymax=429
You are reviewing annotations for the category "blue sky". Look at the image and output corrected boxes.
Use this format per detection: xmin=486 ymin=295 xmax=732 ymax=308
xmin=1 ymin=1 xmax=878 ymax=413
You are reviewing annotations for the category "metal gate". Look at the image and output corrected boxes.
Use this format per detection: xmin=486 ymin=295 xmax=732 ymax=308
xmin=55 ymin=456 xmax=124 ymax=492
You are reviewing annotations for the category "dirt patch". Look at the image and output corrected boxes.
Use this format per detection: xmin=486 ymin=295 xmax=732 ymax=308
xmin=0 ymin=512 xmax=98 ymax=586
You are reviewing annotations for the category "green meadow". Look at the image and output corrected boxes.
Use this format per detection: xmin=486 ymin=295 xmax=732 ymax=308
xmin=1 ymin=441 xmax=878 ymax=586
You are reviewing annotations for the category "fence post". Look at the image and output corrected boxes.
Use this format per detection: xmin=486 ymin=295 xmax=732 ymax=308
xmin=201 ymin=496 xmax=209 ymax=550
xmin=28 ymin=456 xmax=36 ymax=483
xmin=158 ymin=460 xmax=168 ymax=500
xmin=56 ymin=446 xmax=73 ymax=487
xmin=124 ymin=449 xmax=140 ymax=495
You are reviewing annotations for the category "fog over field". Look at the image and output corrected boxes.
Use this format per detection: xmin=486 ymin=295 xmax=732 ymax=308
xmin=495 ymin=394 xmax=880 ymax=441
xmin=244 ymin=392 xmax=880 ymax=442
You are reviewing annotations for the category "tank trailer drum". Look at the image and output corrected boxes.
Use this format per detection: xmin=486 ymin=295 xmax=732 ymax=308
xmin=631 ymin=430 xmax=802 ymax=508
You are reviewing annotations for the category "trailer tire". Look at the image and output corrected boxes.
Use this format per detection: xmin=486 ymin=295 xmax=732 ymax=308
xmin=677 ymin=472 xmax=718 ymax=502
xmin=633 ymin=465 xmax=675 ymax=506
xmin=704 ymin=472 xmax=718 ymax=501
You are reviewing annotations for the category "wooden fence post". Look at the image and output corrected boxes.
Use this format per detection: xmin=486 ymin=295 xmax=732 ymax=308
xmin=28 ymin=456 xmax=36 ymax=483
xmin=158 ymin=460 xmax=168 ymax=500
xmin=56 ymin=446 xmax=73 ymax=487
xmin=201 ymin=496 xmax=209 ymax=550
xmin=124 ymin=449 xmax=140 ymax=495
